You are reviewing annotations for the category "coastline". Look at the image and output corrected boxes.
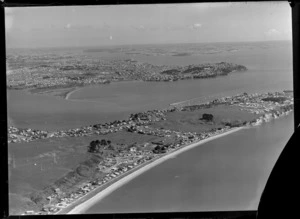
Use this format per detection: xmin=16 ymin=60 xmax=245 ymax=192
xmin=65 ymin=127 xmax=244 ymax=214
xmin=65 ymin=87 xmax=80 ymax=100
xmin=64 ymin=80 xmax=144 ymax=100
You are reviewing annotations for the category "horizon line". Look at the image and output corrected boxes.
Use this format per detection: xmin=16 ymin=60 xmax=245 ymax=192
xmin=6 ymin=39 xmax=292 ymax=50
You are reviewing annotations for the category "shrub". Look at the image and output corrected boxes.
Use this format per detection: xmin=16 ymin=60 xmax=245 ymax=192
xmin=201 ymin=113 xmax=214 ymax=121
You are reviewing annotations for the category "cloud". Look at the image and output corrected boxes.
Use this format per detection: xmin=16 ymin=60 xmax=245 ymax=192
xmin=188 ymin=23 xmax=202 ymax=30
xmin=5 ymin=8 xmax=14 ymax=32
xmin=65 ymin=23 xmax=72 ymax=29
xmin=264 ymin=28 xmax=292 ymax=40
xmin=61 ymin=24 xmax=97 ymax=31
xmin=31 ymin=27 xmax=44 ymax=32
xmin=5 ymin=15 xmax=14 ymax=32
xmin=164 ymin=24 xmax=191 ymax=32
xmin=5 ymin=7 xmax=14 ymax=14
xmin=265 ymin=28 xmax=281 ymax=36
xmin=101 ymin=22 xmax=111 ymax=29
xmin=148 ymin=26 xmax=160 ymax=31
xmin=132 ymin=25 xmax=147 ymax=31
xmin=164 ymin=25 xmax=182 ymax=31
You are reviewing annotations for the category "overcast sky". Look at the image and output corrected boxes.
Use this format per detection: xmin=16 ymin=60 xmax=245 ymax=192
xmin=5 ymin=2 xmax=292 ymax=48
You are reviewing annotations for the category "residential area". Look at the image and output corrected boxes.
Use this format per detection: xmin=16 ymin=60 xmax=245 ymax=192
xmin=7 ymin=51 xmax=247 ymax=94
xmin=8 ymin=91 xmax=293 ymax=144
xmin=15 ymin=90 xmax=294 ymax=215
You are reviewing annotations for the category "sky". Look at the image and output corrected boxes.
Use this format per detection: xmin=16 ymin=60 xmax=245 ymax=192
xmin=5 ymin=2 xmax=292 ymax=48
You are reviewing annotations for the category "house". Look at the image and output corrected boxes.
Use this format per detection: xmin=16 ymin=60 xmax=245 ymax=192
xmin=130 ymin=147 xmax=137 ymax=152
xmin=25 ymin=210 xmax=35 ymax=214
xmin=55 ymin=188 xmax=62 ymax=194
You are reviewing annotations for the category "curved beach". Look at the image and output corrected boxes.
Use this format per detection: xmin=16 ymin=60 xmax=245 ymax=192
xmin=66 ymin=127 xmax=244 ymax=214
xmin=65 ymin=88 xmax=79 ymax=100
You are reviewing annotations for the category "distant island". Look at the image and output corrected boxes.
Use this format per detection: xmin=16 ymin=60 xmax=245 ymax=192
xmin=6 ymin=51 xmax=247 ymax=98
xmin=8 ymin=90 xmax=293 ymax=215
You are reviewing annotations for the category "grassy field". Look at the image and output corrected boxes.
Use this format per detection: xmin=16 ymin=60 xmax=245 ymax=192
xmin=151 ymin=105 xmax=260 ymax=133
xmin=8 ymin=130 xmax=163 ymax=214
xmin=103 ymin=130 xmax=163 ymax=145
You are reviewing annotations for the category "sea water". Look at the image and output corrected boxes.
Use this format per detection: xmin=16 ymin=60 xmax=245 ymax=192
xmin=7 ymin=41 xmax=292 ymax=131
xmin=86 ymin=113 xmax=294 ymax=213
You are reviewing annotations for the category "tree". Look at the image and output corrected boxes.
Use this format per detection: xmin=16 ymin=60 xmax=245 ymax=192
xmin=88 ymin=141 xmax=96 ymax=153
xmin=100 ymin=139 xmax=107 ymax=146
xmin=201 ymin=113 xmax=214 ymax=121
xmin=221 ymin=119 xmax=231 ymax=126
xmin=106 ymin=144 xmax=114 ymax=151
xmin=231 ymin=119 xmax=243 ymax=127
xmin=153 ymin=145 xmax=167 ymax=154
xmin=154 ymin=145 xmax=161 ymax=151
xmin=88 ymin=140 xmax=101 ymax=153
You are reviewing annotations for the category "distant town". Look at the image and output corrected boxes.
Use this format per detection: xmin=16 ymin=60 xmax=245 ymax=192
xmin=7 ymin=51 xmax=246 ymax=98
xmin=9 ymin=90 xmax=293 ymax=215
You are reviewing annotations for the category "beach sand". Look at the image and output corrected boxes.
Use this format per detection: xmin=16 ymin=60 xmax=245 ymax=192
xmin=66 ymin=127 xmax=244 ymax=214
xmin=65 ymin=88 xmax=80 ymax=100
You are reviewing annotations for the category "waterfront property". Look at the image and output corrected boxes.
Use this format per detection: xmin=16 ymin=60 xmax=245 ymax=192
xmin=12 ymin=90 xmax=293 ymax=215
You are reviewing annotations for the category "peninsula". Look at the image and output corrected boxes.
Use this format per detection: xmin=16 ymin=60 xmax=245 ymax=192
xmin=10 ymin=90 xmax=293 ymax=215
xmin=6 ymin=50 xmax=246 ymax=98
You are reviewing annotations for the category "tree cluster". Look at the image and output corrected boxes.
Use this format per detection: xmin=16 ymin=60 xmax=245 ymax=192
xmin=152 ymin=145 xmax=167 ymax=154
xmin=126 ymin=126 xmax=137 ymax=132
xmin=201 ymin=113 xmax=214 ymax=122
xmin=221 ymin=119 xmax=244 ymax=127
xmin=88 ymin=139 xmax=112 ymax=153
xmin=262 ymin=97 xmax=287 ymax=103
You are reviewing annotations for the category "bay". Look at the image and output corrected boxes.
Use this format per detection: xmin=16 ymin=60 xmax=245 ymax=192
xmin=7 ymin=41 xmax=292 ymax=131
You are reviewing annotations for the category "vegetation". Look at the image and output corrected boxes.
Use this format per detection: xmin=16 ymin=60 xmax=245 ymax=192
xmin=160 ymin=69 xmax=181 ymax=75
xmin=201 ymin=113 xmax=214 ymax=122
xmin=262 ymin=96 xmax=287 ymax=103
xmin=10 ymin=91 xmax=293 ymax=215
xmin=152 ymin=145 xmax=167 ymax=154
xmin=88 ymin=139 xmax=112 ymax=153
xmin=221 ymin=119 xmax=244 ymax=127
xmin=30 ymin=154 xmax=103 ymax=206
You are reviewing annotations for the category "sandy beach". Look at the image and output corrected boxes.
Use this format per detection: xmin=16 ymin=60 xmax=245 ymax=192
xmin=66 ymin=127 xmax=244 ymax=214
xmin=65 ymin=88 xmax=80 ymax=100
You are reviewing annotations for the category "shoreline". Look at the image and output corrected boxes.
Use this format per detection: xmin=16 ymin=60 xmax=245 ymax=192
xmin=65 ymin=127 xmax=244 ymax=214
xmin=65 ymin=87 xmax=80 ymax=100
xmin=63 ymin=80 xmax=147 ymax=101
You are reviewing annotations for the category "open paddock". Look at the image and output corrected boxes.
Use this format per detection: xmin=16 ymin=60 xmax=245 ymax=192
xmin=151 ymin=105 xmax=260 ymax=133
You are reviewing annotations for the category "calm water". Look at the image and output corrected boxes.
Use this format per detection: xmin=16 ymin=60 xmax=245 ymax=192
xmin=86 ymin=113 xmax=294 ymax=213
xmin=7 ymin=41 xmax=292 ymax=131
